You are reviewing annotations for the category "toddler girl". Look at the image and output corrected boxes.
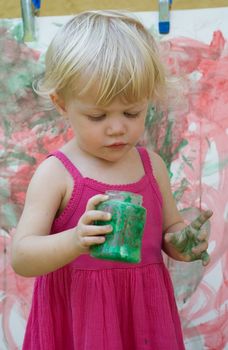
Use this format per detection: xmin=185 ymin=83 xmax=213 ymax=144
xmin=12 ymin=10 xmax=212 ymax=350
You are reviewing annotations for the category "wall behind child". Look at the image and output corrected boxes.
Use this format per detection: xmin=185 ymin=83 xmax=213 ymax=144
xmin=0 ymin=6 xmax=228 ymax=350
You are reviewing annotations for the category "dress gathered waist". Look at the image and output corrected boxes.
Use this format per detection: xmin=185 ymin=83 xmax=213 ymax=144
xmin=68 ymin=249 xmax=163 ymax=270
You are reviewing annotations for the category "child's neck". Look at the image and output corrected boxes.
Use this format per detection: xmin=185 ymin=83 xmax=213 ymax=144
xmin=61 ymin=140 xmax=145 ymax=185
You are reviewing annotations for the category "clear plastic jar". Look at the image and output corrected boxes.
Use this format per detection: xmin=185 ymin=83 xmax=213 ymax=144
xmin=90 ymin=190 xmax=147 ymax=263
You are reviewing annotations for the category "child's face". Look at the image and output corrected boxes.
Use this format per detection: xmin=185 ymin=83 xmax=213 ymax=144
xmin=54 ymin=92 xmax=149 ymax=162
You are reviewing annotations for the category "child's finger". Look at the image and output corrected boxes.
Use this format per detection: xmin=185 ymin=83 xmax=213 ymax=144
xmin=201 ymin=251 xmax=210 ymax=266
xmin=198 ymin=229 xmax=208 ymax=241
xmin=86 ymin=194 xmax=109 ymax=211
xmin=191 ymin=240 xmax=208 ymax=255
xmin=164 ymin=232 xmax=175 ymax=243
xmin=82 ymin=235 xmax=106 ymax=247
xmin=82 ymin=224 xmax=113 ymax=236
xmin=189 ymin=210 xmax=213 ymax=231
xmin=78 ymin=225 xmax=113 ymax=238
xmin=80 ymin=210 xmax=111 ymax=225
xmin=164 ymin=231 xmax=183 ymax=246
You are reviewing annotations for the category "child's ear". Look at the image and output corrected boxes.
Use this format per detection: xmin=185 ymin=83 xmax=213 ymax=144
xmin=50 ymin=93 xmax=67 ymax=116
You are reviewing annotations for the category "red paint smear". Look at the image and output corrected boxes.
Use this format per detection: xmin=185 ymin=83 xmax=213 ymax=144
xmin=164 ymin=31 xmax=228 ymax=349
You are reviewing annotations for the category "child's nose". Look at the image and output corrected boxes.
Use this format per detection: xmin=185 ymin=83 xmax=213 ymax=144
xmin=106 ymin=118 xmax=126 ymax=136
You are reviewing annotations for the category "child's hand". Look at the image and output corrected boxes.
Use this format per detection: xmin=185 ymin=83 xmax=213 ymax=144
xmin=164 ymin=210 xmax=213 ymax=266
xmin=75 ymin=194 xmax=113 ymax=254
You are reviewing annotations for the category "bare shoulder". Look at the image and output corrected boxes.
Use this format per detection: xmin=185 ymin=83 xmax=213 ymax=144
xmin=14 ymin=156 xmax=69 ymax=240
xmin=24 ymin=155 xmax=71 ymax=219
xmin=28 ymin=155 xmax=67 ymax=195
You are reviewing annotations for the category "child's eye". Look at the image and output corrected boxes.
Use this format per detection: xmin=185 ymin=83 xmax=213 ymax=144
xmin=124 ymin=112 xmax=140 ymax=118
xmin=87 ymin=114 xmax=106 ymax=121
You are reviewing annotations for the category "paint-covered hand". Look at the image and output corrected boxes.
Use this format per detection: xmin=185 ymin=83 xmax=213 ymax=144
xmin=164 ymin=210 xmax=213 ymax=266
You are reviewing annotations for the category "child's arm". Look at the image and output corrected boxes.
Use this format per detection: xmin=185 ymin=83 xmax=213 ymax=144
xmin=149 ymin=150 xmax=212 ymax=266
xmin=11 ymin=157 xmax=112 ymax=277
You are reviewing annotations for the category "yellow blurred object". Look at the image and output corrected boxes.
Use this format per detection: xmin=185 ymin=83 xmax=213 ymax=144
xmin=0 ymin=0 xmax=227 ymax=18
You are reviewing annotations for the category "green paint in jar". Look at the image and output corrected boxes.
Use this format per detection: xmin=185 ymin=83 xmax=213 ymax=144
xmin=90 ymin=191 xmax=147 ymax=263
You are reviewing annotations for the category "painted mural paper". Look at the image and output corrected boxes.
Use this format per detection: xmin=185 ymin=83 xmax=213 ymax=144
xmin=0 ymin=20 xmax=227 ymax=350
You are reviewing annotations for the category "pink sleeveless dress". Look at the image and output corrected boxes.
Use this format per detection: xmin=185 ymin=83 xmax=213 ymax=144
xmin=22 ymin=147 xmax=185 ymax=350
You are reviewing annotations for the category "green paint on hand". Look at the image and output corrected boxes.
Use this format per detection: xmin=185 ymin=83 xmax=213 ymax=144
xmin=168 ymin=210 xmax=213 ymax=265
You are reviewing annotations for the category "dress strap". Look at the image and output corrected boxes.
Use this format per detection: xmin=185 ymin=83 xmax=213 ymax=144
xmin=48 ymin=150 xmax=85 ymax=229
xmin=48 ymin=150 xmax=82 ymax=180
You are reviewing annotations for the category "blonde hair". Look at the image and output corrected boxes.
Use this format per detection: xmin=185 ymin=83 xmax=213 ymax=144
xmin=36 ymin=10 xmax=167 ymax=107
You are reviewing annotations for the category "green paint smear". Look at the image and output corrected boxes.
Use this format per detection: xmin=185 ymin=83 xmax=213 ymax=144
xmin=1 ymin=120 xmax=12 ymax=138
xmin=10 ymin=22 xmax=23 ymax=42
xmin=145 ymin=106 xmax=188 ymax=176
xmin=7 ymin=73 xmax=35 ymax=95
xmin=0 ymin=20 xmax=23 ymax=42
xmin=145 ymin=105 xmax=188 ymax=202
xmin=173 ymin=178 xmax=189 ymax=202
xmin=0 ymin=178 xmax=10 ymax=198
xmin=202 ymin=158 xmax=228 ymax=176
xmin=182 ymin=155 xmax=194 ymax=170
xmin=2 ymin=203 xmax=18 ymax=227
xmin=9 ymin=152 xmax=36 ymax=165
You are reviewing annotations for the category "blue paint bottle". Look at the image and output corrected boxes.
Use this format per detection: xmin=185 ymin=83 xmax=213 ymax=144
xmin=158 ymin=0 xmax=171 ymax=34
